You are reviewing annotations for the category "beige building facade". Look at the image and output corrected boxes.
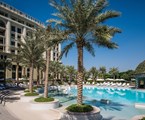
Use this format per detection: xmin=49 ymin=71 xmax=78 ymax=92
xmin=0 ymin=1 xmax=61 ymax=80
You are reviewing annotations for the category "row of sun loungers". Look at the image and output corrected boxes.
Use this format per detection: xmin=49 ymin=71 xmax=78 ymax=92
xmin=84 ymin=82 xmax=130 ymax=87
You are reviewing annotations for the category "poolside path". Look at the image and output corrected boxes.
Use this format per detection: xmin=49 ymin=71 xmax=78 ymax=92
xmin=0 ymin=104 xmax=19 ymax=120
xmin=5 ymin=101 xmax=61 ymax=120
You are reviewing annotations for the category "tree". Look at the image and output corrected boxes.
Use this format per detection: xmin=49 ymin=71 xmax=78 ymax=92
xmin=59 ymin=64 xmax=67 ymax=83
xmin=66 ymin=66 xmax=76 ymax=83
xmin=119 ymin=70 xmax=135 ymax=81
xmin=43 ymin=26 xmax=64 ymax=98
xmin=49 ymin=0 xmax=121 ymax=105
xmin=19 ymin=29 xmax=45 ymax=93
xmin=99 ymin=66 xmax=106 ymax=80
xmin=109 ymin=67 xmax=119 ymax=80
xmin=135 ymin=60 xmax=145 ymax=74
xmin=89 ymin=67 xmax=98 ymax=82
xmin=35 ymin=57 xmax=46 ymax=86
xmin=83 ymin=68 xmax=90 ymax=82
xmin=49 ymin=61 xmax=61 ymax=83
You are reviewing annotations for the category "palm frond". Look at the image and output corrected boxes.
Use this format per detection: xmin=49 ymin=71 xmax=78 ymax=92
xmin=84 ymin=41 xmax=95 ymax=57
xmin=96 ymin=10 xmax=121 ymax=24
xmin=60 ymin=42 xmax=75 ymax=58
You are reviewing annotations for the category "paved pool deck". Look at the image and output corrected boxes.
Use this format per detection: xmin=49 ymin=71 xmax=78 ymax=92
xmin=5 ymin=101 xmax=61 ymax=120
xmin=0 ymin=104 xmax=19 ymax=120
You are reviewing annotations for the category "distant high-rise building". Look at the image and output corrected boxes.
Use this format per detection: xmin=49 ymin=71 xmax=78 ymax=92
xmin=0 ymin=1 xmax=61 ymax=80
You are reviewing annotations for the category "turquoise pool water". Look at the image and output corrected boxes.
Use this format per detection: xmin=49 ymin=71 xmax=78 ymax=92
xmin=39 ymin=86 xmax=145 ymax=119
xmin=66 ymin=86 xmax=145 ymax=120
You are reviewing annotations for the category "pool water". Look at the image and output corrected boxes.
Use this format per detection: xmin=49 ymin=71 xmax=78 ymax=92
xmin=57 ymin=86 xmax=145 ymax=120
xmin=38 ymin=86 xmax=145 ymax=120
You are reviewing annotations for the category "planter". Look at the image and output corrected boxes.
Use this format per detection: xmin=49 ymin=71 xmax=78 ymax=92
xmin=30 ymin=99 xmax=59 ymax=110
xmin=61 ymin=106 xmax=102 ymax=120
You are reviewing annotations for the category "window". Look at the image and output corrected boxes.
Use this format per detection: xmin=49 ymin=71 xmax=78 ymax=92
xmin=18 ymin=43 xmax=20 ymax=47
xmin=11 ymin=33 xmax=15 ymax=39
xmin=11 ymin=41 xmax=15 ymax=46
xmin=0 ymin=20 xmax=5 ymax=28
xmin=11 ymin=16 xmax=17 ymax=21
xmin=0 ymin=37 xmax=4 ymax=44
xmin=11 ymin=50 xmax=15 ymax=54
xmin=0 ymin=10 xmax=8 ymax=17
xmin=0 ymin=46 xmax=3 ymax=51
xmin=27 ymin=68 xmax=30 ymax=77
xmin=26 ymin=23 xmax=34 ymax=28
xmin=0 ymin=29 xmax=5 ymax=36
xmin=0 ymin=72 xmax=4 ymax=79
xmin=17 ymin=28 xmax=21 ymax=34
xmin=18 ymin=19 xmax=24 ymax=24
xmin=11 ymin=26 xmax=15 ymax=32
xmin=17 ymin=35 xmax=21 ymax=39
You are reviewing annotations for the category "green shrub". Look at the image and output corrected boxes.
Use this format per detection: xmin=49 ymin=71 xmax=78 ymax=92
xmin=24 ymin=92 xmax=39 ymax=96
xmin=34 ymin=97 xmax=54 ymax=102
xmin=66 ymin=104 xmax=93 ymax=112
xmin=140 ymin=117 xmax=145 ymax=120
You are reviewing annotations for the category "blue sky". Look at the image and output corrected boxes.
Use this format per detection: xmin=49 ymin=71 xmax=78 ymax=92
xmin=2 ymin=0 xmax=145 ymax=72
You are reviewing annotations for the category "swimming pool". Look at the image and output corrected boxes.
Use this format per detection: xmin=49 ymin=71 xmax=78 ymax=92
xmin=55 ymin=86 xmax=145 ymax=120
xmin=38 ymin=86 xmax=145 ymax=119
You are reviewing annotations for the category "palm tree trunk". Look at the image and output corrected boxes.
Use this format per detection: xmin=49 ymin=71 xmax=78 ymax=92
xmin=36 ymin=67 xmax=40 ymax=86
xmin=44 ymin=49 xmax=50 ymax=98
xmin=16 ymin=63 xmax=19 ymax=86
xmin=77 ymin=45 xmax=83 ymax=105
xmin=29 ymin=63 xmax=34 ymax=93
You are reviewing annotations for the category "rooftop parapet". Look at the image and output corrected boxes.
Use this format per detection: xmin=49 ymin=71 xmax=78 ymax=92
xmin=0 ymin=1 xmax=45 ymax=27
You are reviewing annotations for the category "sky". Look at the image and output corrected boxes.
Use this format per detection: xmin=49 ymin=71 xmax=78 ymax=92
xmin=1 ymin=0 xmax=145 ymax=72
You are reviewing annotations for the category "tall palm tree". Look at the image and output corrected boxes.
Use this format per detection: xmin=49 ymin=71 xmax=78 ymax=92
xmin=19 ymin=29 xmax=45 ymax=93
xmin=43 ymin=26 xmax=64 ymax=98
xmin=99 ymin=66 xmax=106 ymax=80
xmin=89 ymin=67 xmax=98 ymax=82
xmin=49 ymin=0 xmax=121 ymax=105
xmin=109 ymin=67 xmax=119 ymax=80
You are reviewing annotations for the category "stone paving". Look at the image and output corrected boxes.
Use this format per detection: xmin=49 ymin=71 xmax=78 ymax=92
xmin=0 ymin=104 xmax=19 ymax=120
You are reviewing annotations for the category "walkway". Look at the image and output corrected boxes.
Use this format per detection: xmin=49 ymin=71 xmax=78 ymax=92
xmin=0 ymin=104 xmax=19 ymax=120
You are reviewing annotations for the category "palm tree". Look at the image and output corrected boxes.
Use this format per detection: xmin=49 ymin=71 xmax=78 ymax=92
xmin=43 ymin=26 xmax=64 ymax=98
xmin=49 ymin=61 xmax=61 ymax=85
xmin=89 ymin=67 xmax=98 ymax=82
xmin=19 ymin=29 xmax=45 ymax=93
xmin=99 ymin=66 xmax=106 ymax=80
xmin=66 ymin=66 xmax=76 ymax=83
xmin=83 ymin=68 xmax=90 ymax=82
xmin=35 ymin=57 xmax=46 ymax=86
xmin=59 ymin=64 xmax=67 ymax=83
xmin=49 ymin=0 xmax=121 ymax=105
xmin=109 ymin=67 xmax=119 ymax=80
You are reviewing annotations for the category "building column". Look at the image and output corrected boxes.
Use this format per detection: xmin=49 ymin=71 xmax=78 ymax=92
xmin=22 ymin=66 xmax=26 ymax=77
xmin=22 ymin=27 xmax=26 ymax=42
xmin=5 ymin=21 xmax=11 ymax=53
xmin=50 ymin=50 xmax=53 ymax=61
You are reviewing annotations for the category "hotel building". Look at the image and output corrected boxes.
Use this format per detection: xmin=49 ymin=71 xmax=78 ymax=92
xmin=0 ymin=1 xmax=61 ymax=80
